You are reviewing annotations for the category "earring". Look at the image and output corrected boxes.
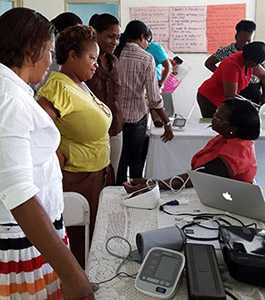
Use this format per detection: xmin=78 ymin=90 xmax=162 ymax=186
xmin=230 ymin=131 xmax=233 ymax=135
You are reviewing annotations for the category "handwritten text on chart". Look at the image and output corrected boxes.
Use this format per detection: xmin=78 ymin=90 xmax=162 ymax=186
xmin=130 ymin=4 xmax=245 ymax=53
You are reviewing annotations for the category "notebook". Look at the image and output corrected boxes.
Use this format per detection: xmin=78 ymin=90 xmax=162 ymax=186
xmin=188 ymin=171 xmax=265 ymax=222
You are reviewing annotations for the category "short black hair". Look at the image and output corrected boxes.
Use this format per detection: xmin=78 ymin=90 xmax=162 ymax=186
xmin=224 ymin=98 xmax=260 ymax=140
xmin=89 ymin=13 xmax=119 ymax=32
xmin=51 ymin=12 xmax=82 ymax=34
xmin=235 ymin=20 xmax=256 ymax=33
xmin=243 ymin=41 xmax=265 ymax=65
xmin=0 ymin=7 xmax=54 ymax=68
xmin=55 ymin=25 xmax=96 ymax=65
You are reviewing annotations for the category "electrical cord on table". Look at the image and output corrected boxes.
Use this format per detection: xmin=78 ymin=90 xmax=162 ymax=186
xmin=94 ymin=236 xmax=137 ymax=285
xmin=160 ymin=199 xmax=257 ymax=241
xmin=225 ymin=289 xmax=239 ymax=300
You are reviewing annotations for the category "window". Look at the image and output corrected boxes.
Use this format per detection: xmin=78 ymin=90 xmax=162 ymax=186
xmin=0 ymin=0 xmax=23 ymax=15
xmin=66 ymin=0 xmax=119 ymax=25
xmin=0 ymin=0 xmax=12 ymax=14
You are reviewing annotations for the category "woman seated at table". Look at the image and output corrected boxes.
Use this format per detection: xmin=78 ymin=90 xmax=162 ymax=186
xmin=197 ymin=41 xmax=265 ymax=118
xmin=124 ymin=98 xmax=260 ymax=193
xmin=38 ymin=25 xmax=113 ymax=268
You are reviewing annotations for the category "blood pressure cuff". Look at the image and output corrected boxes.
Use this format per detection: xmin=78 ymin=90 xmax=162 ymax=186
xmin=136 ymin=225 xmax=185 ymax=262
xmin=219 ymin=225 xmax=265 ymax=286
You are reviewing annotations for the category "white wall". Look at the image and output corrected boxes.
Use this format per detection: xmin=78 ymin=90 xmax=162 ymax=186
xmin=23 ymin=0 xmax=64 ymax=19
xmin=256 ymin=0 xmax=265 ymax=41
xmin=23 ymin=0 xmax=256 ymax=119
xmin=121 ymin=0 xmax=256 ymax=119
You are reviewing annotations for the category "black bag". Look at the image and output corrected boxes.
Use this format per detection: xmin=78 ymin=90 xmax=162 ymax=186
xmin=219 ymin=225 xmax=265 ymax=286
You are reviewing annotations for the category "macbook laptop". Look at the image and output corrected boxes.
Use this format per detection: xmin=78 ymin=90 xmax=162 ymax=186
xmin=188 ymin=171 xmax=265 ymax=222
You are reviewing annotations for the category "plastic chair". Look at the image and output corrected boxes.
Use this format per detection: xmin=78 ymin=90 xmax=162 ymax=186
xmin=63 ymin=192 xmax=90 ymax=271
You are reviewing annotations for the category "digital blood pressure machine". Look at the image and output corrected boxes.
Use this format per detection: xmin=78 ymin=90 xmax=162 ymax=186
xmin=135 ymin=247 xmax=185 ymax=299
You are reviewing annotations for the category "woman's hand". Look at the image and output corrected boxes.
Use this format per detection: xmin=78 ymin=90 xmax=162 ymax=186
xmin=123 ymin=178 xmax=147 ymax=194
xmin=61 ymin=272 xmax=95 ymax=300
xmin=161 ymin=124 xmax=174 ymax=142
xmin=11 ymin=199 xmax=96 ymax=300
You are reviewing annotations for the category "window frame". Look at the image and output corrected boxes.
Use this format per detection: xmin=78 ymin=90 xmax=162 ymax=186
xmin=65 ymin=0 xmax=120 ymax=10
xmin=11 ymin=0 xmax=23 ymax=7
xmin=64 ymin=0 xmax=120 ymax=24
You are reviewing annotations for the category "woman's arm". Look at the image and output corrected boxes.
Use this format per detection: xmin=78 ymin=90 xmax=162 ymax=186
xmin=158 ymin=157 xmax=231 ymax=190
xmin=145 ymin=59 xmax=174 ymax=142
xmin=38 ymin=96 xmax=66 ymax=168
xmin=253 ymin=64 xmax=265 ymax=104
xmin=158 ymin=59 xmax=170 ymax=87
xmin=12 ymin=197 xmax=95 ymax=300
xmin=223 ymin=81 xmax=238 ymax=99
xmin=152 ymin=108 xmax=174 ymax=142
xmin=198 ymin=157 xmax=231 ymax=177
xmin=204 ymin=55 xmax=219 ymax=72
xmin=124 ymin=158 xmax=231 ymax=193
xmin=38 ymin=96 xmax=60 ymax=121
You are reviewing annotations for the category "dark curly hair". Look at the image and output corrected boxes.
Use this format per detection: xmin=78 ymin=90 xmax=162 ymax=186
xmin=55 ymin=25 xmax=96 ymax=65
xmin=0 ymin=7 xmax=54 ymax=68
xmin=235 ymin=20 xmax=256 ymax=33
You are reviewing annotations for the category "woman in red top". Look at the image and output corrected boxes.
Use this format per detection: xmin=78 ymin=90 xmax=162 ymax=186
xmin=197 ymin=41 xmax=265 ymax=118
xmin=124 ymin=98 xmax=260 ymax=193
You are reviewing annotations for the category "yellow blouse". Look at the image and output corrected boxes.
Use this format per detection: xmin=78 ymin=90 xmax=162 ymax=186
xmin=38 ymin=72 xmax=112 ymax=172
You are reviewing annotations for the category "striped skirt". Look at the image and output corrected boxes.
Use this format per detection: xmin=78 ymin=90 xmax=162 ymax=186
xmin=0 ymin=216 xmax=67 ymax=300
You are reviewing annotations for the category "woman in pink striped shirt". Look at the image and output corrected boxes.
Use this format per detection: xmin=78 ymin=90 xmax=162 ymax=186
xmin=114 ymin=20 xmax=174 ymax=184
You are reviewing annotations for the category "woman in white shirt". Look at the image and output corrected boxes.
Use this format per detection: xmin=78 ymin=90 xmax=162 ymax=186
xmin=0 ymin=8 xmax=94 ymax=300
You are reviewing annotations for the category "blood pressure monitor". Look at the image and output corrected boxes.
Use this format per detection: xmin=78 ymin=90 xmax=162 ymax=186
xmin=171 ymin=113 xmax=186 ymax=129
xmin=172 ymin=117 xmax=186 ymax=128
xmin=135 ymin=247 xmax=185 ymax=299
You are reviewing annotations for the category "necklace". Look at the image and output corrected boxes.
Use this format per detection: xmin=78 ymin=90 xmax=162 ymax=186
xmin=78 ymin=82 xmax=112 ymax=117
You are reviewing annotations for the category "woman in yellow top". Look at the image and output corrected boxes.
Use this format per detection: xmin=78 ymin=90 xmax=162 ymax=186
xmin=38 ymin=25 xmax=112 ymax=268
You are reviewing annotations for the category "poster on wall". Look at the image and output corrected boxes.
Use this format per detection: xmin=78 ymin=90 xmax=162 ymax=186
xmin=207 ymin=4 xmax=246 ymax=53
xmin=129 ymin=4 xmax=245 ymax=53
xmin=129 ymin=6 xmax=170 ymax=45
xmin=169 ymin=6 xmax=207 ymax=52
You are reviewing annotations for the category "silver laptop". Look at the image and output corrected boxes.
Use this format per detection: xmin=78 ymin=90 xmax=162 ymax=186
xmin=189 ymin=171 xmax=265 ymax=222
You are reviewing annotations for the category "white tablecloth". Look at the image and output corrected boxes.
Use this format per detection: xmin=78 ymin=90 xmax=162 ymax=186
xmin=145 ymin=119 xmax=265 ymax=186
xmin=87 ymin=186 xmax=265 ymax=300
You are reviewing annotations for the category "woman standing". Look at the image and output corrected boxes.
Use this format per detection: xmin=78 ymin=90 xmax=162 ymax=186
xmin=0 ymin=8 xmax=94 ymax=300
xmin=114 ymin=20 xmax=174 ymax=185
xmin=38 ymin=25 xmax=112 ymax=268
xmin=86 ymin=13 xmax=123 ymax=182
xmin=197 ymin=41 xmax=265 ymax=117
